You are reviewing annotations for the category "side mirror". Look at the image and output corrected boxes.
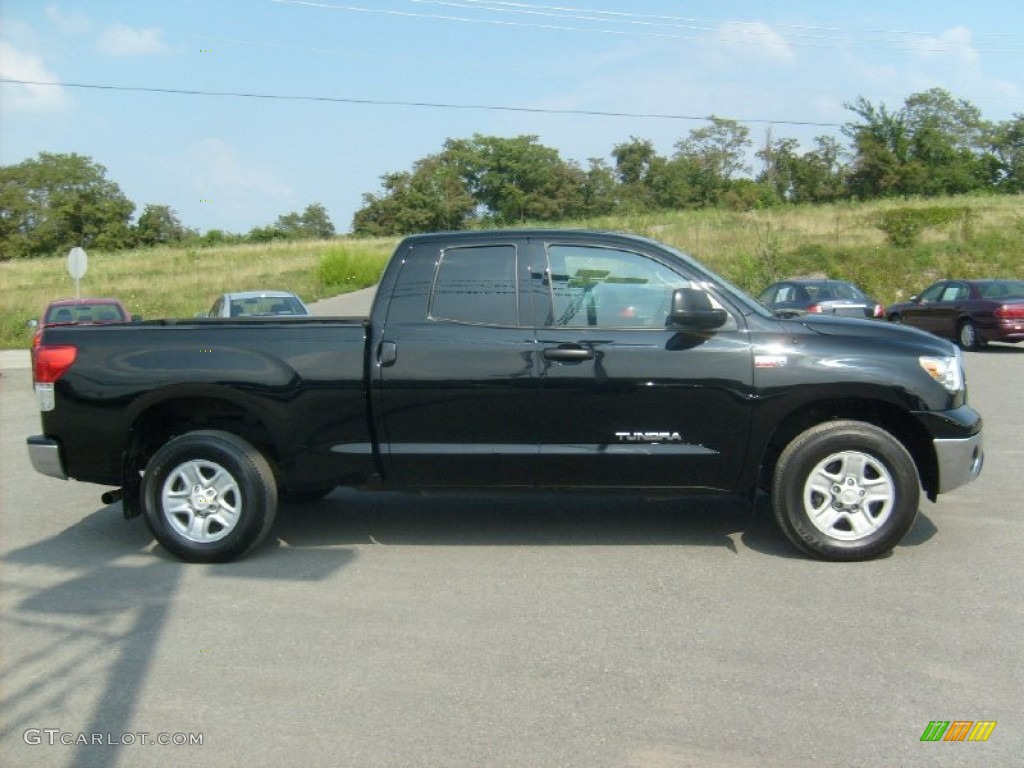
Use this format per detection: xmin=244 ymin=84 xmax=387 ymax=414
xmin=26 ymin=318 xmax=39 ymax=329
xmin=909 ymin=295 xmax=920 ymax=303
xmin=668 ymin=288 xmax=728 ymax=330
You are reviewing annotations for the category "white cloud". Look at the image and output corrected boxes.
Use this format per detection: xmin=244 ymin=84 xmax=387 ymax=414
xmin=908 ymin=26 xmax=978 ymax=66
xmin=45 ymin=5 xmax=93 ymax=35
xmin=713 ymin=22 xmax=797 ymax=63
xmin=0 ymin=41 xmax=70 ymax=112
xmin=184 ymin=138 xmax=296 ymax=226
xmin=96 ymin=23 xmax=171 ymax=56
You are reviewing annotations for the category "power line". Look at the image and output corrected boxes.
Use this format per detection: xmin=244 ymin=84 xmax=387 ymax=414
xmin=271 ymin=0 xmax=1024 ymax=53
xmin=431 ymin=0 xmax=1022 ymax=38
xmin=0 ymin=78 xmax=845 ymax=127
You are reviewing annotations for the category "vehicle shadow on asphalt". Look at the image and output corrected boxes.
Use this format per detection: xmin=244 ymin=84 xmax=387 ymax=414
xmin=269 ymin=489 xmax=795 ymax=559
xmin=977 ymin=343 xmax=1024 ymax=354
xmin=269 ymin=488 xmax=940 ymax=561
xmin=3 ymin=492 xmax=941 ymax=569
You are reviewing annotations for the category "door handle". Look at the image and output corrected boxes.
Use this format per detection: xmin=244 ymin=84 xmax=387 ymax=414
xmin=543 ymin=346 xmax=594 ymax=361
xmin=378 ymin=340 xmax=398 ymax=367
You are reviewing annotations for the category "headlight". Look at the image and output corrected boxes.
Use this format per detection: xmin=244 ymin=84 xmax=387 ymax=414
xmin=919 ymin=355 xmax=963 ymax=394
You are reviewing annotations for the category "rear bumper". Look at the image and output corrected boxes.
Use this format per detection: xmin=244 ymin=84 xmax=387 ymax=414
xmin=934 ymin=432 xmax=984 ymax=493
xmin=27 ymin=435 xmax=67 ymax=480
xmin=981 ymin=319 xmax=1024 ymax=344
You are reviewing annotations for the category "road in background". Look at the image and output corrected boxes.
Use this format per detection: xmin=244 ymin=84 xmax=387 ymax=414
xmin=1 ymin=339 xmax=1021 ymax=767
xmin=308 ymin=286 xmax=376 ymax=317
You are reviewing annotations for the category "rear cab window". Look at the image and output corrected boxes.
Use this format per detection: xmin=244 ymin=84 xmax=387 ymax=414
xmin=428 ymin=244 xmax=519 ymax=326
xmin=46 ymin=303 xmax=126 ymax=323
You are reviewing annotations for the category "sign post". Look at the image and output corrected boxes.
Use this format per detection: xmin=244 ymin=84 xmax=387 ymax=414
xmin=67 ymin=247 xmax=88 ymax=299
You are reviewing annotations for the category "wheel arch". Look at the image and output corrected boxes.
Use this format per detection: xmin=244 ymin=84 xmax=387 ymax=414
xmin=125 ymin=394 xmax=281 ymax=483
xmin=757 ymin=398 xmax=938 ymax=501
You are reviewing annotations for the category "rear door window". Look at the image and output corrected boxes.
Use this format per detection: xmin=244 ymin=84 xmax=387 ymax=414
xmin=429 ymin=244 xmax=519 ymax=326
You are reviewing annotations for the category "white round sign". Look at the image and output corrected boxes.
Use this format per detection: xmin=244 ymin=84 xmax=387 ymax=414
xmin=67 ymin=247 xmax=88 ymax=279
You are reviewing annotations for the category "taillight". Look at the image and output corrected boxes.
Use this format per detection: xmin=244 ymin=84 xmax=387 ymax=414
xmin=33 ymin=345 xmax=77 ymax=384
xmin=873 ymin=304 xmax=885 ymax=318
xmin=806 ymin=304 xmax=823 ymax=313
xmin=994 ymin=305 xmax=1024 ymax=319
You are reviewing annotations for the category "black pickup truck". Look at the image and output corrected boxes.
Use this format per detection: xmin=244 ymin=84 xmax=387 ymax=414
xmin=27 ymin=229 xmax=984 ymax=563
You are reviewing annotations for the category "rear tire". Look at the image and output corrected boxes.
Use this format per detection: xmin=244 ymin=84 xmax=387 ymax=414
xmin=957 ymin=320 xmax=984 ymax=351
xmin=771 ymin=421 xmax=920 ymax=561
xmin=141 ymin=430 xmax=277 ymax=563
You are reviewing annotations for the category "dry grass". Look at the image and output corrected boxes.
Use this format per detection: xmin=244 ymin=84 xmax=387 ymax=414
xmin=1 ymin=238 xmax=396 ymax=348
xmin=2 ymin=195 xmax=1022 ymax=348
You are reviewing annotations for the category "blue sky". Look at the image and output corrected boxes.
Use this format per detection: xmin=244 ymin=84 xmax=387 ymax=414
xmin=2 ymin=1 xmax=1022 ymax=235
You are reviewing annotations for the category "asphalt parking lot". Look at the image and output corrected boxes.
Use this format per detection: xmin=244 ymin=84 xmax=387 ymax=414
xmin=1 ymin=338 xmax=1021 ymax=768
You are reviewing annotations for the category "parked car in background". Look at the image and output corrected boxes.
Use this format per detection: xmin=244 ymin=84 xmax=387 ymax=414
xmin=200 ymin=291 xmax=310 ymax=318
xmin=29 ymin=298 xmax=135 ymax=354
xmin=757 ymin=279 xmax=884 ymax=319
xmin=886 ymin=279 xmax=1024 ymax=350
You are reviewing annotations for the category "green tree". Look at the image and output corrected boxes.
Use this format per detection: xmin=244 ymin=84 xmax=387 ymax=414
xmin=445 ymin=134 xmax=587 ymax=224
xmin=578 ymin=158 xmax=619 ymax=216
xmin=757 ymin=136 xmax=847 ymax=203
xmin=673 ymin=117 xmax=752 ymax=206
xmin=609 ymin=137 xmax=664 ymax=210
xmin=272 ymin=203 xmax=336 ymax=239
xmin=352 ymin=153 xmax=476 ymax=236
xmin=0 ymin=152 xmax=135 ymax=259
xmin=353 ymin=134 xmax=586 ymax=233
xmin=136 ymin=204 xmax=188 ymax=246
xmin=843 ymin=90 xmax=992 ymax=199
xmin=611 ymin=137 xmax=658 ymax=185
xmin=843 ymin=96 xmax=913 ymax=198
xmin=298 ymin=203 xmax=336 ymax=239
xmin=990 ymin=114 xmax=1024 ymax=192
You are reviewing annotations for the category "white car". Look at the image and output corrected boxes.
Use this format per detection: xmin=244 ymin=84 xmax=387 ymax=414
xmin=202 ymin=291 xmax=310 ymax=318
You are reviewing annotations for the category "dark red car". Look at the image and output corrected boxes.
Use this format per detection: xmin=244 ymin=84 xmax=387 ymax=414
xmin=30 ymin=298 xmax=136 ymax=355
xmin=886 ymin=279 xmax=1024 ymax=350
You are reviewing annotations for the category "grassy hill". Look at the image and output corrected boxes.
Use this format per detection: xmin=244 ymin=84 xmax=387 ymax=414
xmin=2 ymin=195 xmax=1022 ymax=350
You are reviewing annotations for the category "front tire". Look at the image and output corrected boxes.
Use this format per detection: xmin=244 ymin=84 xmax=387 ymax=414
xmin=771 ymin=421 xmax=920 ymax=561
xmin=142 ymin=430 xmax=277 ymax=563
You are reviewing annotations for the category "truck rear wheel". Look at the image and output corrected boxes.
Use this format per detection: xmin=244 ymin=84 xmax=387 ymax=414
xmin=771 ymin=420 xmax=920 ymax=561
xmin=141 ymin=430 xmax=277 ymax=563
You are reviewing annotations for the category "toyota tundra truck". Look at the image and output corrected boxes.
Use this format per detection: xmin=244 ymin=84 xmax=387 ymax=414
xmin=27 ymin=229 xmax=984 ymax=562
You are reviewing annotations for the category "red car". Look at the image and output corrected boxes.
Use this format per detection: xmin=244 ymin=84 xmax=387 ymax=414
xmin=30 ymin=298 xmax=136 ymax=354
xmin=886 ymin=279 xmax=1024 ymax=350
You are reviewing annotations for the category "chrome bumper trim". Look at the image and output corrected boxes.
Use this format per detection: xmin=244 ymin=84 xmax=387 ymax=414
xmin=27 ymin=436 xmax=67 ymax=480
xmin=934 ymin=433 xmax=984 ymax=494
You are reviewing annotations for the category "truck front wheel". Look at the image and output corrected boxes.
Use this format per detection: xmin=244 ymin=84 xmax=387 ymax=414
xmin=141 ymin=430 xmax=277 ymax=563
xmin=771 ymin=421 xmax=920 ymax=561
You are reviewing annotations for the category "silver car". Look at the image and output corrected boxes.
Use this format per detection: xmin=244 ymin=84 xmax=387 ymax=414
xmin=202 ymin=291 xmax=310 ymax=318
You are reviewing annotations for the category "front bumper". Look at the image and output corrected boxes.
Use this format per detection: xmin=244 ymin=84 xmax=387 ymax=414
xmin=934 ymin=432 xmax=984 ymax=493
xmin=27 ymin=435 xmax=67 ymax=480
